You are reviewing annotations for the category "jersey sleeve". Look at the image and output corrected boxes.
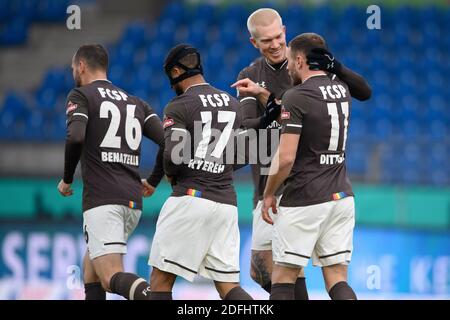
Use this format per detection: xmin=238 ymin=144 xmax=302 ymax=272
xmin=162 ymin=100 xmax=188 ymax=177
xmin=162 ymin=99 xmax=187 ymax=131
xmin=236 ymin=69 xmax=263 ymax=129
xmin=280 ymin=90 xmax=308 ymax=135
xmin=63 ymin=89 xmax=88 ymax=184
xmin=140 ymin=99 xmax=164 ymax=145
xmin=65 ymin=89 xmax=89 ymax=125
xmin=334 ymin=65 xmax=372 ymax=101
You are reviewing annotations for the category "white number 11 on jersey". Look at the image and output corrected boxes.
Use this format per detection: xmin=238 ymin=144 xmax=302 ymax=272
xmin=327 ymin=102 xmax=349 ymax=151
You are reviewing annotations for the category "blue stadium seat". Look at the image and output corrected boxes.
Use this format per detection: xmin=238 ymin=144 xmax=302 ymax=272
xmin=123 ymin=22 xmax=147 ymax=47
xmin=191 ymin=3 xmax=216 ymax=25
xmin=187 ymin=20 xmax=208 ymax=49
xmin=157 ymin=18 xmax=177 ymax=45
xmin=0 ymin=17 xmax=29 ymax=45
xmin=116 ymin=41 xmax=136 ymax=69
xmin=22 ymin=109 xmax=44 ymax=141
xmin=380 ymin=143 xmax=402 ymax=184
xmin=140 ymin=138 xmax=159 ymax=170
xmin=219 ymin=21 xmax=240 ymax=47
xmin=108 ymin=65 xmax=126 ymax=89
xmin=41 ymin=68 xmax=66 ymax=92
xmin=7 ymin=0 xmax=37 ymax=22
xmin=132 ymin=89 xmax=150 ymax=105
xmin=159 ymin=2 xmax=185 ymax=23
xmin=145 ymin=42 xmax=168 ymax=69
xmin=346 ymin=142 xmax=369 ymax=177
xmin=1 ymin=92 xmax=30 ymax=123
xmin=427 ymin=119 xmax=448 ymax=141
xmin=130 ymin=65 xmax=153 ymax=92
xmin=0 ymin=1 xmax=9 ymax=22
xmin=35 ymin=0 xmax=68 ymax=22
xmin=148 ymin=72 xmax=166 ymax=93
xmin=220 ymin=4 xmax=247 ymax=24
xmin=373 ymin=119 xmax=394 ymax=142
xmin=35 ymin=87 xmax=57 ymax=112
xmin=159 ymin=89 xmax=175 ymax=110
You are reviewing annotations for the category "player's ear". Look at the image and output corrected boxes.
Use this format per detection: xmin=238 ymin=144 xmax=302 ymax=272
xmin=296 ymin=53 xmax=303 ymax=69
xmin=249 ymin=37 xmax=258 ymax=49
xmin=78 ymin=59 xmax=86 ymax=73
xmin=170 ymin=66 xmax=182 ymax=78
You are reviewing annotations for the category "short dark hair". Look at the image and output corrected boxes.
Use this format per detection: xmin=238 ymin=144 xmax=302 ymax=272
xmin=74 ymin=44 xmax=109 ymax=71
xmin=288 ymin=33 xmax=327 ymax=57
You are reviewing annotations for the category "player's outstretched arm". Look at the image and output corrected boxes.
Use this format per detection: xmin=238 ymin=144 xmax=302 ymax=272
xmin=232 ymin=79 xmax=280 ymax=129
xmin=335 ymin=65 xmax=372 ymax=101
xmin=307 ymin=47 xmax=372 ymax=101
xmin=232 ymin=76 xmax=262 ymax=130
xmin=232 ymin=78 xmax=271 ymax=105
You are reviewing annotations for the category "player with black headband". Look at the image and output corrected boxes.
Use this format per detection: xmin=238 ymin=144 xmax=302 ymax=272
xmin=147 ymin=44 xmax=253 ymax=300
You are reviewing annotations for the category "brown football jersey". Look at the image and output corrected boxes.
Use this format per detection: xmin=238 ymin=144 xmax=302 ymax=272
xmin=280 ymin=74 xmax=354 ymax=207
xmin=237 ymin=57 xmax=292 ymax=207
xmin=65 ymin=80 xmax=164 ymax=212
xmin=162 ymin=83 xmax=242 ymax=206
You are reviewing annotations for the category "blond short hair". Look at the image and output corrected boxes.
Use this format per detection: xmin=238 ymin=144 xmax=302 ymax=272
xmin=247 ymin=8 xmax=283 ymax=39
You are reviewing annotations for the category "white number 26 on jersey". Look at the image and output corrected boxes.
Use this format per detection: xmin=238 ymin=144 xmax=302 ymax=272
xmin=99 ymin=101 xmax=142 ymax=151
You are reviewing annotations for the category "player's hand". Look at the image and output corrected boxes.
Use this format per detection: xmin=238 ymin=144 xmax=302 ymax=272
xmin=261 ymin=195 xmax=277 ymax=225
xmin=306 ymin=48 xmax=342 ymax=74
xmin=261 ymin=93 xmax=282 ymax=128
xmin=231 ymin=78 xmax=264 ymax=97
xmin=141 ymin=179 xmax=156 ymax=197
xmin=57 ymin=179 xmax=73 ymax=197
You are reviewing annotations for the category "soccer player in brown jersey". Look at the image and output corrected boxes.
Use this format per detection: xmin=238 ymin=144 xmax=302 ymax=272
xmin=147 ymin=44 xmax=252 ymax=300
xmin=262 ymin=33 xmax=358 ymax=300
xmin=232 ymin=8 xmax=371 ymax=299
xmin=57 ymin=44 xmax=165 ymax=300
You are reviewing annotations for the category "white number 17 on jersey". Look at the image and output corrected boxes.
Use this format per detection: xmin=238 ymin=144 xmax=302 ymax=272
xmin=195 ymin=111 xmax=236 ymax=159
